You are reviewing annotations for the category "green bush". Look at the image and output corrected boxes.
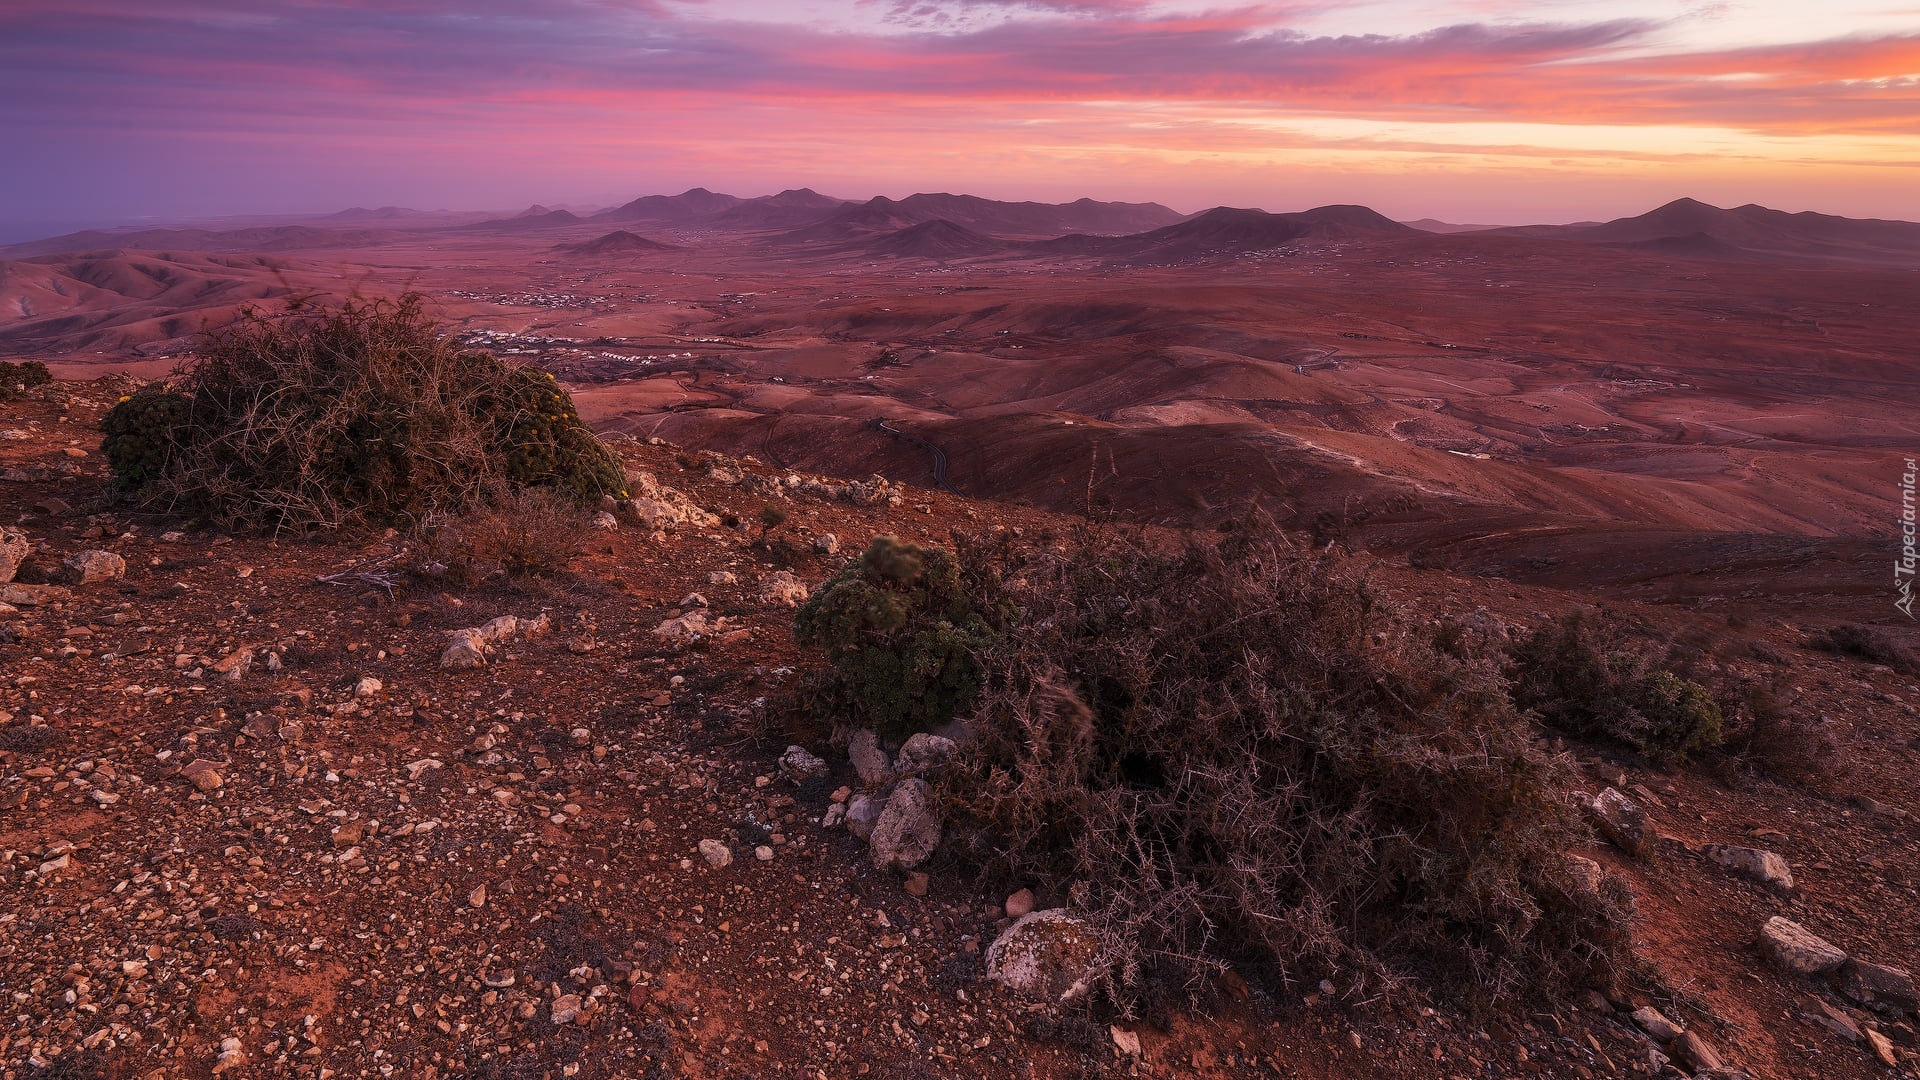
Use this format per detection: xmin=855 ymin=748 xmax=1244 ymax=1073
xmin=96 ymin=294 xmax=626 ymax=530
xmin=949 ymin=525 xmax=1632 ymax=1007
xmin=100 ymin=388 xmax=193 ymax=490
xmin=1507 ymin=613 xmax=1723 ymax=764
xmin=792 ymin=535 xmax=1002 ymax=736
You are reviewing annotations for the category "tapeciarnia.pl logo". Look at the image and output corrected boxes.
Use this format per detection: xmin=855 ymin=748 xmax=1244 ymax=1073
xmin=1899 ymin=457 xmax=1917 ymax=619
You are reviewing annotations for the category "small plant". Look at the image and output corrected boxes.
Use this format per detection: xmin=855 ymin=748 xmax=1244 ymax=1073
xmin=948 ymin=524 xmax=1632 ymax=1007
xmin=96 ymin=293 xmax=627 ymax=531
xmin=430 ymin=487 xmax=592 ymax=578
xmin=756 ymin=504 xmax=789 ymax=544
xmin=1506 ymin=613 xmax=1723 ymax=764
xmin=791 ymin=535 xmax=1002 ymax=737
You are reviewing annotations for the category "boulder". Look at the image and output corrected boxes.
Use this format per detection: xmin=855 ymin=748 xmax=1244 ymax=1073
xmin=1631 ymin=1006 xmax=1685 ymax=1043
xmin=1671 ymin=1030 xmax=1723 ymax=1073
xmin=848 ymin=729 xmax=894 ymax=789
xmin=758 ymin=570 xmax=810 ymax=608
xmin=440 ymin=630 xmax=490 ymax=671
xmin=1837 ymin=959 xmax=1918 ymax=1014
xmin=986 ymin=908 xmax=1102 ymax=1003
xmin=870 ymin=778 xmax=942 ymax=869
xmin=651 ymin=610 xmax=712 ymax=646
xmin=1758 ymin=916 xmax=1847 ymax=976
xmin=1585 ymin=787 xmax=1653 ymax=856
xmin=1565 ymin=855 xmax=1607 ymax=895
xmin=777 ymin=745 xmax=829 ymax=785
xmin=845 ymin=793 xmax=884 ymax=841
xmin=59 ymin=549 xmax=125 ymax=585
xmin=1702 ymin=844 xmax=1795 ymax=892
xmin=0 ymin=529 xmax=27 ymax=583
xmin=697 ymin=839 xmax=733 ymax=869
xmin=894 ymin=732 xmax=958 ymax=778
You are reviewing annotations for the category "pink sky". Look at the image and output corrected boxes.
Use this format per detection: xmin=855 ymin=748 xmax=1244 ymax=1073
xmin=2 ymin=0 xmax=1917 ymax=233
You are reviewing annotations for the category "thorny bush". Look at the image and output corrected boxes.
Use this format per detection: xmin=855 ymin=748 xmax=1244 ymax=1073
xmin=944 ymin=523 xmax=1632 ymax=1009
xmin=98 ymin=294 xmax=626 ymax=531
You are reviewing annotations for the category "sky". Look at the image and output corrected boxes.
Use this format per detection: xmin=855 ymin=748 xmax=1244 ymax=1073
xmin=2 ymin=0 xmax=1918 ymax=236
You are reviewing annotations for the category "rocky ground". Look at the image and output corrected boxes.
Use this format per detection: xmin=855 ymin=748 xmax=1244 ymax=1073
xmin=1 ymin=379 xmax=1917 ymax=1080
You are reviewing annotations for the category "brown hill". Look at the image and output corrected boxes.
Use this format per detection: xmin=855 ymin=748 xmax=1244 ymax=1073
xmin=553 ymin=230 xmax=680 ymax=256
xmin=0 ymin=251 xmax=346 ymax=355
xmin=1033 ymin=204 xmax=1410 ymax=263
xmin=594 ymin=186 xmax=743 ymax=222
xmin=861 ymin=220 xmax=1006 ymax=259
xmin=1489 ymin=198 xmax=1920 ymax=266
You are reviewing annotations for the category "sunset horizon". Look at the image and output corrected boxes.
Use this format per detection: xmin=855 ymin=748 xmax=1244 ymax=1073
xmin=5 ymin=0 xmax=1917 ymax=235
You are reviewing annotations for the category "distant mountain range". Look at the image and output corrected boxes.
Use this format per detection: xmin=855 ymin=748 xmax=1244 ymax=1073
xmin=7 ymin=194 xmax=1919 ymax=268
xmin=785 ymin=192 xmax=1187 ymax=242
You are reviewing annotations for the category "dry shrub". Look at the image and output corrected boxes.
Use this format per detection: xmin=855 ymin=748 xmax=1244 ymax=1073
xmin=947 ymin=524 xmax=1631 ymax=1007
xmin=428 ymin=487 xmax=593 ymax=578
xmin=1808 ymin=623 xmax=1913 ymax=673
xmin=0 ymin=360 xmax=53 ymax=399
xmin=99 ymin=294 xmax=625 ymax=530
xmin=1712 ymin=674 xmax=1835 ymax=786
xmin=1507 ymin=613 xmax=1723 ymax=765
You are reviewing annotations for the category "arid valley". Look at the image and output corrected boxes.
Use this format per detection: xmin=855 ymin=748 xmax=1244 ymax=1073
xmin=3 ymin=187 xmax=1920 ymax=1080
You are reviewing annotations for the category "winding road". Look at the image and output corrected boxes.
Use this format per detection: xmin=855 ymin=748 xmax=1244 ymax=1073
xmin=874 ymin=419 xmax=964 ymax=496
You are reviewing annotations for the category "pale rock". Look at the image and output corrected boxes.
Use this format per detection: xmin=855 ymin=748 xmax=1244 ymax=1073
xmin=698 ymin=839 xmax=733 ymax=869
xmin=1110 ymin=1026 xmax=1142 ymax=1058
xmin=590 ymin=511 xmax=619 ymax=531
xmin=37 ymin=853 xmax=71 ymax=875
xmin=758 ymin=570 xmax=810 ymax=608
xmin=821 ymin=802 xmax=846 ymax=829
xmin=211 ymin=1037 xmax=246 ymax=1075
xmin=330 ymin=820 xmax=366 ymax=847
xmin=405 ymin=758 xmax=443 ymax=780
xmin=1585 ymin=787 xmax=1652 ymax=856
xmin=440 ymin=630 xmax=491 ymax=671
xmin=180 ymin=759 xmax=224 ymax=792
xmin=1672 ymin=1030 xmax=1722 ymax=1072
xmin=777 ymin=744 xmax=829 ymax=785
xmin=651 ymin=610 xmax=712 ymax=646
xmin=848 ymin=729 xmax=894 ymax=789
xmin=813 ymin=533 xmax=839 ymax=555
xmin=87 ymin=789 xmax=119 ymax=806
xmin=1758 ymin=916 xmax=1847 ymax=976
xmin=1702 ymin=844 xmax=1795 ymax=893
xmin=893 ymin=732 xmax=957 ymax=778
xmin=706 ymin=570 xmax=737 ymax=586
xmin=986 ymin=908 xmax=1102 ymax=1003
xmin=1838 ymin=959 xmax=1919 ymax=1013
xmin=354 ymin=677 xmax=382 ymax=698
xmin=1865 ymin=1027 xmax=1897 ymax=1067
xmin=550 ymin=994 xmax=583 ymax=1025
xmin=679 ymin=592 xmax=708 ymax=608
xmin=59 ymin=549 xmax=125 ymax=585
xmin=755 ymin=845 xmax=774 ymax=862
xmin=845 ymin=792 xmax=884 ymax=841
xmin=1632 ymin=1006 xmax=1685 ymax=1043
xmin=870 ymin=778 xmax=942 ymax=870
xmin=1005 ymin=888 xmax=1036 ymax=919
xmin=0 ymin=529 xmax=27 ymax=583
xmin=1566 ymin=854 xmax=1606 ymax=894
xmin=468 ymin=884 xmax=488 ymax=908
